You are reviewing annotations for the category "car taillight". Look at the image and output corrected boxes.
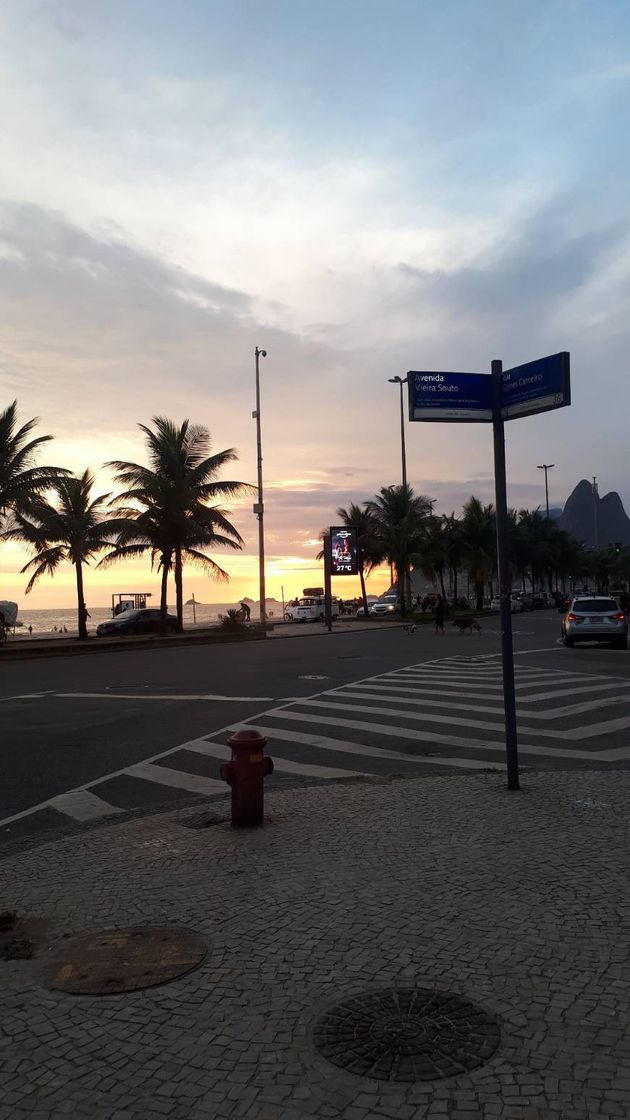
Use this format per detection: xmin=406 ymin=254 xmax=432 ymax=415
xmin=613 ymin=612 xmax=626 ymax=620
xmin=566 ymin=612 xmax=577 ymax=621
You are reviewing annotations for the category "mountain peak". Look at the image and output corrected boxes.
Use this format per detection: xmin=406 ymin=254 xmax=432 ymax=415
xmin=558 ymin=481 xmax=630 ymax=547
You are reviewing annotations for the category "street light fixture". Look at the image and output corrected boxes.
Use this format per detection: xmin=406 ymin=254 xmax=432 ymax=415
xmin=537 ymin=463 xmax=554 ymax=519
xmin=253 ymin=347 xmax=267 ymax=624
xmin=388 ymin=375 xmax=408 ymax=488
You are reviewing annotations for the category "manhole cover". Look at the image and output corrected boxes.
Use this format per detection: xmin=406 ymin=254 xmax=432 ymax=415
xmin=314 ymin=989 xmax=500 ymax=1081
xmin=39 ymin=926 xmax=207 ymax=994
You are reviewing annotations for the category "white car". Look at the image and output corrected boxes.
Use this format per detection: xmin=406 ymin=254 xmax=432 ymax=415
xmin=370 ymin=594 xmax=399 ymax=616
xmin=285 ymin=596 xmax=339 ymax=622
xmin=491 ymin=594 xmax=523 ymax=613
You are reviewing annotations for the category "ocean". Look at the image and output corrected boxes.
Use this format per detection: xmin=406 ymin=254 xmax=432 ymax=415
xmin=9 ymin=600 xmax=283 ymax=636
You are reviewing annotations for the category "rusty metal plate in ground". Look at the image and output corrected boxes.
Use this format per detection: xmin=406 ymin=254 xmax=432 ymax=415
xmin=39 ymin=926 xmax=207 ymax=995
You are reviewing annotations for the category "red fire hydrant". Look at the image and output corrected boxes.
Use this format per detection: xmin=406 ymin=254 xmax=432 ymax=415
xmin=220 ymin=728 xmax=274 ymax=827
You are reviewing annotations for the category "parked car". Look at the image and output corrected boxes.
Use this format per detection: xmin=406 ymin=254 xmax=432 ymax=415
xmin=354 ymin=597 xmax=378 ymax=616
xmin=490 ymin=594 xmax=524 ymax=613
xmin=96 ymin=608 xmax=178 ymax=636
xmin=531 ymin=592 xmax=546 ymax=609
xmin=561 ymin=596 xmax=628 ymax=649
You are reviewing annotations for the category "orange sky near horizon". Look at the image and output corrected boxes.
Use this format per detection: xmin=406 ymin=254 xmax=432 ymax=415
xmin=0 ymin=544 xmax=392 ymax=612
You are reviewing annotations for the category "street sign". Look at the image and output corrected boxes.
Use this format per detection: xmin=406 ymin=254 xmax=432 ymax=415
xmin=501 ymin=352 xmax=570 ymax=421
xmin=407 ymin=370 xmax=492 ymax=422
xmin=401 ymin=350 xmax=571 ymax=793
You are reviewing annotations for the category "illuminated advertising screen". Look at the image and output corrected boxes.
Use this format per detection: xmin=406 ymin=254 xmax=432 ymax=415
xmin=330 ymin=526 xmax=358 ymax=576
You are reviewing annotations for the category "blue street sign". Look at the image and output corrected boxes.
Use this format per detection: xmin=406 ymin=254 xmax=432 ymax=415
xmin=407 ymin=370 xmax=492 ymax=422
xmin=501 ymin=352 xmax=570 ymax=421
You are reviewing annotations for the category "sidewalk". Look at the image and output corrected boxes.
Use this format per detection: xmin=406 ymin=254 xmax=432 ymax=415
xmin=1 ymin=618 xmax=398 ymax=658
xmin=1 ymin=770 xmax=628 ymax=1120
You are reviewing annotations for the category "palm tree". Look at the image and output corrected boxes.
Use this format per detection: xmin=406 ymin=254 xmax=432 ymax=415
xmin=4 ymin=470 xmax=123 ymax=638
xmin=462 ymin=497 xmax=496 ymax=610
xmin=334 ymin=503 xmax=383 ymax=617
xmin=0 ymin=400 xmax=68 ymax=530
xmin=415 ymin=515 xmax=448 ymax=600
xmin=104 ymin=417 xmax=252 ymax=631
xmin=367 ymin=485 xmax=434 ymax=616
xmin=442 ymin=513 xmax=465 ymax=604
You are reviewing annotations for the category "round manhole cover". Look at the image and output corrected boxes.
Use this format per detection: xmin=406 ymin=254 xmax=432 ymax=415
xmin=39 ymin=927 xmax=207 ymax=994
xmin=314 ymin=989 xmax=500 ymax=1081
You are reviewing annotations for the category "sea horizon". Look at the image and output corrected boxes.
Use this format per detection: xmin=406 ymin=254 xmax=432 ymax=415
xmin=8 ymin=597 xmax=286 ymax=635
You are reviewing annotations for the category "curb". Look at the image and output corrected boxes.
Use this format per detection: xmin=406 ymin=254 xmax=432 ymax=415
xmin=0 ymin=626 xmax=268 ymax=660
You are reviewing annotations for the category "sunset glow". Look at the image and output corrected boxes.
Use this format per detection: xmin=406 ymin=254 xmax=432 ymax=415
xmin=2 ymin=2 xmax=630 ymax=610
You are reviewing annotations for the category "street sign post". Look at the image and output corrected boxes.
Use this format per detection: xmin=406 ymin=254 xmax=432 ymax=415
xmin=405 ymin=352 xmax=571 ymax=791
xmin=492 ymin=360 xmax=519 ymax=789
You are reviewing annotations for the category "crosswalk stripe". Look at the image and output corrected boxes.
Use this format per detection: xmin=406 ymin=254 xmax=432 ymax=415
xmin=123 ymin=761 xmax=227 ymax=795
xmin=361 ymin=676 xmax=625 ymax=703
xmin=47 ymin=789 xmax=124 ymax=822
xmin=186 ymin=739 xmax=367 ymax=780
xmin=258 ymin=708 xmax=621 ymax=761
xmin=291 ymin=696 xmax=630 ymax=742
xmin=227 ymin=724 xmax=503 ymax=771
xmin=331 ymin=686 xmax=630 ymax=721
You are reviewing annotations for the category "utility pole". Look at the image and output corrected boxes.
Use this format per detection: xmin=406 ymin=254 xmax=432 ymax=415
xmin=537 ymin=463 xmax=554 ymax=518
xmin=253 ymin=347 xmax=267 ymax=624
xmin=592 ymin=476 xmax=599 ymax=549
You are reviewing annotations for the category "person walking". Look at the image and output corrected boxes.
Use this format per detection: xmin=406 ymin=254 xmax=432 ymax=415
xmin=434 ymin=594 xmax=446 ymax=635
xmin=240 ymin=600 xmax=251 ymax=622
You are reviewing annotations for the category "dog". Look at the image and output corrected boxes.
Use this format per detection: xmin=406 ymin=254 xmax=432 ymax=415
xmin=453 ymin=618 xmax=481 ymax=634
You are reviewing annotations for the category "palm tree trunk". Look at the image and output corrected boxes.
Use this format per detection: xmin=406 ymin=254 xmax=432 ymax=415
xmin=160 ymin=556 xmax=169 ymax=620
xmin=398 ymin=563 xmax=407 ymax=618
xmin=174 ymin=547 xmax=183 ymax=632
xmin=475 ymin=580 xmax=484 ymax=612
xmin=439 ymin=567 xmax=447 ymax=601
xmin=359 ymin=564 xmax=369 ymax=617
xmin=75 ymin=558 xmax=87 ymax=640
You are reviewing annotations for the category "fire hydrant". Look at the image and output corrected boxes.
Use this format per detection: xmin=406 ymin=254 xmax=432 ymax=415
xmin=220 ymin=728 xmax=274 ymax=827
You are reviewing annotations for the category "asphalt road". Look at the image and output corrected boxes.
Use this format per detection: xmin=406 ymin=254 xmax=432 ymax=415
xmin=1 ymin=611 xmax=629 ymax=850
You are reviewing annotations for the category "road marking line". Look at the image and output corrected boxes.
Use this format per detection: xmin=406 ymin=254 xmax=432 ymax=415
xmin=186 ymin=739 xmax=366 ymax=780
xmin=226 ymin=724 xmax=502 ymax=771
xmin=327 ymin=687 xmax=630 ymax=721
xmin=373 ymin=675 xmax=626 ymax=702
xmin=0 ymin=691 xmax=55 ymax=703
xmin=56 ymin=691 xmax=275 ymax=702
xmin=0 ymin=732 xmax=224 ymax=829
xmin=259 ymin=708 xmax=630 ymax=761
xmin=47 ymin=789 xmax=124 ymax=822
xmin=125 ymin=761 xmax=226 ymax=795
xmin=295 ymin=696 xmax=630 ymax=741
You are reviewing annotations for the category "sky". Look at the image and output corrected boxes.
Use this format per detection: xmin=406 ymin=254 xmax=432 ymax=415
xmin=1 ymin=0 xmax=630 ymax=608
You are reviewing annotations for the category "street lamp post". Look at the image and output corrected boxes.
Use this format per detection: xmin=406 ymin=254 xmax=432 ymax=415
xmin=537 ymin=463 xmax=554 ymax=518
xmin=388 ymin=376 xmax=408 ymax=488
xmin=253 ymin=347 xmax=267 ymax=624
